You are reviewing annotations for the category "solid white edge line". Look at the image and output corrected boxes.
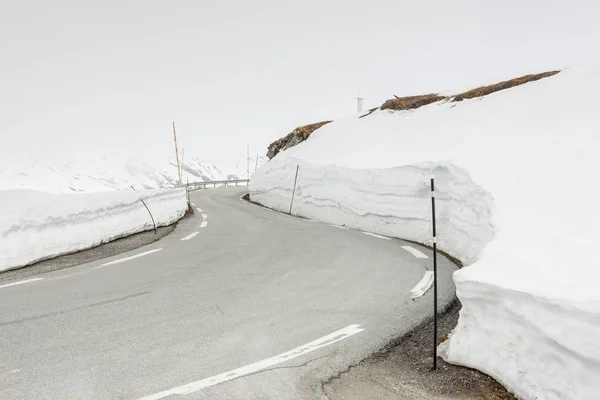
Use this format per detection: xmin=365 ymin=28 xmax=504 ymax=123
xmin=96 ymin=248 xmax=163 ymax=268
xmin=202 ymin=213 xmax=208 ymax=219
xmin=0 ymin=277 xmax=44 ymax=289
xmin=138 ymin=324 xmax=365 ymax=400
xmin=362 ymin=232 xmax=391 ymax=240
xmin=181 ymin=232 xmax=200 ymax=241
xmin=200 ymin=221 xmax=208 ymax=228
xmin=410 ymin=271 xmax=434 ymax=299
xmin=401 ymin=246 xmax=429 ymax=259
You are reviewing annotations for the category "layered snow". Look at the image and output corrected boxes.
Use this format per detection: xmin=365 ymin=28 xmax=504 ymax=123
xmin=0 ymin=188 xmax=187 ymax=272
xmin=250 ymin=62 xmax=600 ymax=399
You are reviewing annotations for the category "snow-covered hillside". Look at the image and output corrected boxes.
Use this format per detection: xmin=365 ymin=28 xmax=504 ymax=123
xmin=250 ymin=63 xmax=600 ymax=399
xmin=0 ymin=150 xmax=233 ymax=193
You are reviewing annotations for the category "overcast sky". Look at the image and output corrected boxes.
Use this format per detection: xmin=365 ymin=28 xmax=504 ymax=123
xmin=1 ymin=0 xmax=599 ymax=169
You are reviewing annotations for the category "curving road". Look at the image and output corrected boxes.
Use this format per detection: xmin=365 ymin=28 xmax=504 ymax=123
xmin=0 ymin=188 xmax=457 ymax=400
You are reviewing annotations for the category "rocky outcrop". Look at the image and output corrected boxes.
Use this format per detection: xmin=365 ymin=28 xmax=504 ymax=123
xmin=267 ymin=121 xmax=331 ymax=159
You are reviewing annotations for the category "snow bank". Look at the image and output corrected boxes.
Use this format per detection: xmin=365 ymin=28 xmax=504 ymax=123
xmin=250 ymin=62 xmax=600 ymax=399
xmin=0 ymin=188 xmax=187 ymax=272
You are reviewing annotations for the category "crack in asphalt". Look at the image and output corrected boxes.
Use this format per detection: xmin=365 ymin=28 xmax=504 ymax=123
xmin=0 ymin=291 xmax=150 ymax=327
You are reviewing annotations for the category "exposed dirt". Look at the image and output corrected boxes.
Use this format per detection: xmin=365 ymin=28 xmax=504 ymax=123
xmin=267 ymin=120 xmax=332 ymax=159
xmin=323 ymin=302 xmax=516 ymax=400
xmin=266 ymin=70 xmax=560 ymax=158
xmin=381 ymin=94 xmax=446 ymax=111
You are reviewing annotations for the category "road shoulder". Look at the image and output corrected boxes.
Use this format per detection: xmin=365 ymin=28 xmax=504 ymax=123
xmin=322 ymin=302 xmax=516 ymax=400
xmin=0 ymin=224 xmax=178 ymax=283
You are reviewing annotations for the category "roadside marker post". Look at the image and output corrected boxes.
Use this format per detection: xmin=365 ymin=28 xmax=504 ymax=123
xmin=131 ymin=185 xmax=157 ymax=235
xmin=431 ymin=178 xmax=438 ymax=370
xmin=289 ymin=165 xmax=300 ymax=215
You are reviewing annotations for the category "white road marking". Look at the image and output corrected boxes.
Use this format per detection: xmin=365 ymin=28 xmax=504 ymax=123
xmin=330 ymin=224 xmax=349 ymax=230
xmin=96 ymin=248 xmax=163 ymax=268
xmin=181 ymin=232 xmax=199 ymax=241
xmin=45 ymin=271 xmax=91 ymax=282
xmin=0 ymin=278 xmax=44 ymax=289
xmin=201 ymin=213 xmax=208 ymax=219
xmin=401 ymin=246 xmax=429 ymax=259
xmin=138 ymin=324 xmax=365 ymax=400
xmin=200 ymin=221 xmax=208 ymax=228
xmin=410 ymin=271 xmax=434 ymax=299
xmin=196 ymin=207 xmax=203 ymax=213
xmin=362 ymin=232 xmax=391 ymax=240
xmin=191 ymin=203 xmax=196 ymax=207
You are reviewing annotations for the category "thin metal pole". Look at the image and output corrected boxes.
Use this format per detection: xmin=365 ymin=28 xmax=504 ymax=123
xmin=132 ymin=186 xmax=157 ymax=234
xmin=255 ymin=154 xmax=259 ymax=172
xmin=289 ymin=165 xmax=300 ymax=215
xmin=431 ymin=178 xmax=438 ymax=370
xmin=247 ymin=146 xmax=250 ymax=181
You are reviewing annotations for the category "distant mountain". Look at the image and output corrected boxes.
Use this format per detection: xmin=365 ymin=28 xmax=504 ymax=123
xmin=0 ymin=151 xmax=235 ymax=193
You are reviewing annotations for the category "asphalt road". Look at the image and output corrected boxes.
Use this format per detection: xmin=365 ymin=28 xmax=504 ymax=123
xmin=0 ymin=188 xmax=457 ymax=400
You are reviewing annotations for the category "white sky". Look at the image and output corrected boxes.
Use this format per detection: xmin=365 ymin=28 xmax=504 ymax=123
xmin=1 ymin=0 xmax=599 ymax=169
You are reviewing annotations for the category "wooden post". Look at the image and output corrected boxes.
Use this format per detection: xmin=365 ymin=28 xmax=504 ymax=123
xmin=172 ymin=121 xmax=182 ymax=185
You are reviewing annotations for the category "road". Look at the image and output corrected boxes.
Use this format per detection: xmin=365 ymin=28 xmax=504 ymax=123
xmin=0 ymin=188 xmax=457 ymax=400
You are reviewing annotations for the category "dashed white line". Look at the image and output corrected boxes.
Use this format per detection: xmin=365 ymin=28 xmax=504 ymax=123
xmin=196 ymin=207 xmax=203 ymax=213
xmin=181 ymin=232 xmax=200 ymax=241
xmin=0 ymin=278 xmax=44 ymax=289
xmin=191 ymin=203 xmax=197 ymax=207
xmin=410 ymin=271 xmax=434 ymax=299
xmin=200 ymin=220 xmax=208 ymax=228
xmin=95 ymin=248 xmax=163 ymax=268
xmin=201 ymin=213 xmax=208 ymax=219
xmin=401 ymin=246 xmax=429 ymax=259
xmin=138 ymin=324 xmax=365 ymax=400
xmin=362 ymin=232 xmax=391 ymax=240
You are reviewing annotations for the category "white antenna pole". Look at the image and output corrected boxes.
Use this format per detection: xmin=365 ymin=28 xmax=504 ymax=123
xmin=356 ymin=88 xmax=364 ymax=113
xmin=255 ymin=154 xmax=259 ymax=172
xmin=247 ymin=146 xmax=250 ymax=181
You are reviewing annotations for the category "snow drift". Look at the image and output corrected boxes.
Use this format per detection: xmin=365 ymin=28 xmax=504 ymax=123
xmin=250 ymin=63 xmax=600 ymax=399
xmin=0 ymin=188 xmax=187 ymax=272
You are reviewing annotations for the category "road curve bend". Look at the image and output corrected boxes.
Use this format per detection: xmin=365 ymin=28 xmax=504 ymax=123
xmin=0 ymin=188 xmax=457 ymax=400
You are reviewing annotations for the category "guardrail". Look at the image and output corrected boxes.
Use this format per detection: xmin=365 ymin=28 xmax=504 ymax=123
xmin=187 ymin=179 xmax=250 ymax=191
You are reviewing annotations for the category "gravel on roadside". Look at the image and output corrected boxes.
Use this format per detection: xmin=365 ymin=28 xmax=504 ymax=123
xmin=0 ymin=225 xmax=176 ymax=283
xmin=323 ymin=301 xmax=516 ymax=400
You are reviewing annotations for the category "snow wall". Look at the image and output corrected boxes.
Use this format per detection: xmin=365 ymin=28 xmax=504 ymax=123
xmin=0 ymin=188 xmax=187 ymax=272
xmin=250 ymin=63 xmax=600 ymax=399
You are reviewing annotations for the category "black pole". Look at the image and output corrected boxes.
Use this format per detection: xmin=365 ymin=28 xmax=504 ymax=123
xmin=431 ymin=178 xmax=438 ymax=370
xmin=132 ymin=185 xmax=157 ymax=234
xmin=289 ymin=165 xmax=300 ymax=215
xmin=186 ymin=178 xmax=190 ymax=207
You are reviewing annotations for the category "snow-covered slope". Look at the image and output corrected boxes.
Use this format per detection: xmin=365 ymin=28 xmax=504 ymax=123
xmin=250 ymin=63 xmax=600 ymax=399
xmin=0 ymin=188 xmax=187 ymax=272
xmin=0 ymin=150 xmax=231 ymax=193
